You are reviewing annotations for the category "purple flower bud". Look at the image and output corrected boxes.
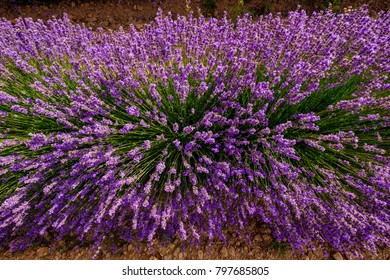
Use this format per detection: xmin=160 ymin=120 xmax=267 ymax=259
xmin=172 ymin=123 xmax=179 ymax=133
xmin=173 ymin=139 xmax=182 ymax=151
xmin=149 ymin=84 xmax=160 ymax=100
xmin=143 ymin=140 xmax=151 ymax=150
xmin=140 ymin=119 xmax=150 ymax=128
xmin=185 ymin=141 xmax=195 ymax=151
xmin=120 ymin=123 xmax=137 ymax=134
xmin=183 ymin=126 xmax=195 ymax=135
xmin=11 ymin=105 xmax=28 ymax=114
xmin=127 ymin=106 xmax=141 ymax=117
xmin=164 ymin=181 xmax=175 ymax=192
xmin=156 ymin=161 xmax=166 ymax=174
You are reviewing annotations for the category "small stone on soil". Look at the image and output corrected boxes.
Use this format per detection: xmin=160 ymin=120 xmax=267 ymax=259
xmin=254 ymin=234 xmax=262 ymax=242
xmin=198 ymin=250 xmax=204 ymax=260
xmin=262 ymin=235 xmax=272 ymax=243
xmin=332 ymin=252 xmax=343 ymax=260
xmin=220 ymin=246 xmax=228 ymax=258
xmin=229 ymin=247 xmax=236 ymax=258
xmin=37 ymin=247 xmax=49 ymax=258
xmin=173 ymin=247 xmax=180 ymax=258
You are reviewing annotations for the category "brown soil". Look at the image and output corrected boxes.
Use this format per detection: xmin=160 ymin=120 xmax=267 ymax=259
xmin=0 ymin=1 xmax=388 ymax=31
xmin=1 ymin=221 xmax=390 ymax=260
xmin=0 ymin=0 xmax=389 ymax=260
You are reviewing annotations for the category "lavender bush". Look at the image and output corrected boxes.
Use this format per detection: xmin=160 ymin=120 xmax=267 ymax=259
xmin=0 ymin=7 xmax=389 ymax=258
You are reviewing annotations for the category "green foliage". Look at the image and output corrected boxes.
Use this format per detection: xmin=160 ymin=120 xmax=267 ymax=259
xmin=324 ymin=0 xmax=342 ymax=13
xmin=228 ymin=0 xmax=250 ymax=24
xmin=270 ymin=241 xmax=290 ymax=259
xmin=203 ymin=0 xmax=216 ymax=16
xmin=262 ymin=1 xmax=273 ymax=14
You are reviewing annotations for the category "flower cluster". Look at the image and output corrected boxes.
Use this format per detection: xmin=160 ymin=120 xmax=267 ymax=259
xmin=0 ymin=7 xmax=389 ymax=258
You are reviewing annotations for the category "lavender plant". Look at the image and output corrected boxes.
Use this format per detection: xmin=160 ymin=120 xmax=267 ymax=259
xmin=0 ymin=7 xmax=389 ymax=258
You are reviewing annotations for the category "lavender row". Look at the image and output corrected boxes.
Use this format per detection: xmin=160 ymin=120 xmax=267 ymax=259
xmin=0 ymin=7 xmax=389 ymax=258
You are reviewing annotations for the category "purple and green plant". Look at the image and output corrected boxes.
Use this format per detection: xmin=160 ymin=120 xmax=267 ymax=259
xmin=0 ymin=7 xmax=389 ymax=258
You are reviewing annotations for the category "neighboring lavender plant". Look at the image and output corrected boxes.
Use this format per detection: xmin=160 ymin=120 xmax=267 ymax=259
xmin=0 ymin=7 xmax=389 ymax=258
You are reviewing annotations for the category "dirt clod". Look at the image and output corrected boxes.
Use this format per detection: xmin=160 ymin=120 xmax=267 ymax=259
xmin=229 ymin=247 xmax=236 ymax=258
xmin=254 ymin=234 xmax=262 ymax=242
xmin=173 ymin=247 xmax=180 ymax=258
xmin=220 ymin=246 xmax=229 ymax=258
xmin=198 ymin=250 xmax=204 ymax=260
xmin=332 ymin=252 xmax=344 ymax=260
xmin=37 ymin=247 xmax=49 ymax=258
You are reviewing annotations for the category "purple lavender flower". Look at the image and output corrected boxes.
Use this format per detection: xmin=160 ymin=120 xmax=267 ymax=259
xmin=183 ymin=125 xmax=195 ymax=135
xmin=0 ymin=7 xmax=388 ymax=259
xmin=127 ymin=106 xmax=141 ymax=117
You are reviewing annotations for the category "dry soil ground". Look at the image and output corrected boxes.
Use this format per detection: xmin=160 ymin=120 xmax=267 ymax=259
xmin=0 ymin=0 xmax=389 ymax=260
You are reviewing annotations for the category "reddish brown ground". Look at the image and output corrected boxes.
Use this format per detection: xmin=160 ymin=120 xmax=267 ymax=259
xmin=0 ymin=0 xmax=388 ymax=31
xmin=1 ymin=221 xmax=390 ymax=260
xmin=0 ymin=0 xmax=389 ymax=260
